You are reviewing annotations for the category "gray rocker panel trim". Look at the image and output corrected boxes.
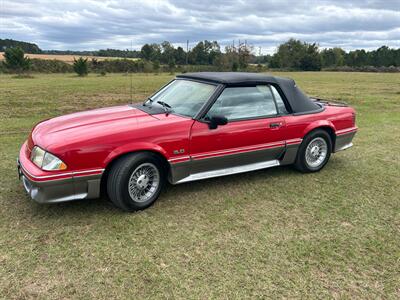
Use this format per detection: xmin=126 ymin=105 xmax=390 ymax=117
xmin=176 ymin=159 xmax=280 ymax=184
xmin=169 ymin=146 xmax=285 ymax=184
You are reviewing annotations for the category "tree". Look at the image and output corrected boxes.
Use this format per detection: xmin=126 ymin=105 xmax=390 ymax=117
xmin=73 ymin=57 xmax=89 ymax=76
xmin=175 ymin=46 xmax=186 ymax=65
xmin=321 ymin=47 xmax=345 ymax=67
xmin=269 ymin=54 xmax=281 ymax=68
xmin=299 ymin=43 xmax=321 ymax=71
xmin=204 ymin=40 xmax=221 ymax=65
xmin=140 ymin=44 xmax=153 ymax=60
xmin=3 ymin=47 xmax=31 ymax=74
xmin=369 ymin=46 xmax=395 ymax=67
xmin=160 ymin=41 xmax=175 ymax=64
xmin=189 ymin=40 xmax=222 ymax=65
xmin=270 ymin=39 xmax=321 ymax=70
xmin=238 ymin=42 xmax=253 ymax=69
xmin=223 ymin=45 xmax=240 ymax=71
xmin=274 ymin=39 xmax=305 ymax=69
xmin=189 ymin=41 xmax=207 ymax=64
xmin=140 ymin=43 xmax=161 ymax=61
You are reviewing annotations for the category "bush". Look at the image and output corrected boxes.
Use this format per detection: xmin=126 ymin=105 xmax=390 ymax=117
xmin=73 ymin=57 xmax=89 ymax=76
xmin=323 ymin=65 xmax=400 ymax=73
xmin=152 ymin=60 xmax=160 ymax=73
xmin=168 ymin=60 xmax=176 ymax=73
xmin=231 ymin=61 xmax=239 ymax=71
xmin=30 ymin=59 xmax=72 ymax=73
xmin=3 ymin=47 xmax=31 ymax=74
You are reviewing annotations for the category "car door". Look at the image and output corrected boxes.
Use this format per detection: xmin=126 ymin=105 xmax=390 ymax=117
xmin=189 ymin=85 xmax=286 ymax=175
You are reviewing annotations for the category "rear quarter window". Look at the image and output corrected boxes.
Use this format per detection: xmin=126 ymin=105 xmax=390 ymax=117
xmin=270 ymin=85 xmax=289 ymax=114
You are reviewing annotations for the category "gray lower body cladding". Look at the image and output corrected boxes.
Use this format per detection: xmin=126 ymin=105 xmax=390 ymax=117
xmin=18 ymin=161 xmax=102 ymax=204
xmin=334 ymin=131 xmax=356 ymax=152
xmin=169 ymin=130 xmax=357 ymax=184
xmin=169 ymin=144 xmax=299 ymax=184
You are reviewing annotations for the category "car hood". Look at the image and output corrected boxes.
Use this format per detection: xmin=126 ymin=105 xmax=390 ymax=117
xmin=31 ymin=105 xmax=158 ymax=149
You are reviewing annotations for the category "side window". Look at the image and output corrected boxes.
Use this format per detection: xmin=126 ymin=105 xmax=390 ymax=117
xmin=207 ymin=86 xmax=277 ymax=121
xmin=270 ymin=85 xmax=288 ymax=114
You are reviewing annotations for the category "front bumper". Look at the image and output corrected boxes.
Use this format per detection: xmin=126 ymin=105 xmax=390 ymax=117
xmin=17 ymin=142 xmax=103 ymax=204
xmin=18 ymin=160 xmax=102 ymax=203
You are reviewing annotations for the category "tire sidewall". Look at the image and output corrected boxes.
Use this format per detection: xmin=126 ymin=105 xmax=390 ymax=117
xmin=298 ymin=130 xmax=332 ymax=172
xmin=119 ymin=154 xmax=165 ymax=210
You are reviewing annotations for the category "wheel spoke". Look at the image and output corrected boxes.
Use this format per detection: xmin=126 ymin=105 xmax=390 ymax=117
xmin=128 ymin=163 xmax=160 ymax=203
xmin=305 ymin=137 xmax=328 ymax=168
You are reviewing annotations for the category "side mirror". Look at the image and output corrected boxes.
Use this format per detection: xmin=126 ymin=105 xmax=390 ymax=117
xmin=208 ymin=115 xmax=228 ymax=130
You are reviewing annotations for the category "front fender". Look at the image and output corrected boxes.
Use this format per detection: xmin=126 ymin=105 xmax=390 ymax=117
xmin=103 ymin=142 xmax=170 ymax=166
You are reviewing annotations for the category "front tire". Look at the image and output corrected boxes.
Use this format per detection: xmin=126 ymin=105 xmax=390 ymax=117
xmin=107 ymin=153 xmax=165 ymax=211
xmin=294 ymin=129 xmax=332 ymax=173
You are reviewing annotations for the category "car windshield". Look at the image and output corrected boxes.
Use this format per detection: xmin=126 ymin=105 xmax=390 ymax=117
xmin=148 ymin=79 xmax=217 ymax=117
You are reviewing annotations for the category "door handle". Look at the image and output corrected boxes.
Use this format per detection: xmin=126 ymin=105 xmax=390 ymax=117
xmin=269 ymin=122 xmax=282 ymax=128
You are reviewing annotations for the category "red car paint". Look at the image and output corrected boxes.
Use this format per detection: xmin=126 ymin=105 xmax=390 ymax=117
xmin=20 ymin=103 xmax=356 ymax=184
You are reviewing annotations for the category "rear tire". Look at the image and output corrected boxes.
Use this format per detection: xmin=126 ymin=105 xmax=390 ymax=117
xmin=294 ymin=129 xmax=332 ymax=173
xmin=107 ymin=152 xmax=165 ymax=212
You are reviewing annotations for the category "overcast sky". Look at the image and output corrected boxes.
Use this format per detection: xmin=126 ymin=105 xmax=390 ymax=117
xmin=1 ymin=0 xmax=399 ymax=53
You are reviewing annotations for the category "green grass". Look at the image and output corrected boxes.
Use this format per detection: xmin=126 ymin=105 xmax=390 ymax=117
xmin=0 ymin=72 xmax=399 ymax=299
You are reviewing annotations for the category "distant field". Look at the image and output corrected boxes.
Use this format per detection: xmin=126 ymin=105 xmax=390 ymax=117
xmin=0 ymin=72 xmax=399 ymax=298
xmin=0 ymin=52 xmax=139 ymax=63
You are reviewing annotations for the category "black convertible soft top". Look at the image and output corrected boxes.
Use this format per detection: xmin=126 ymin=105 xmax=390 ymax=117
xmin=177 ymin=72 xmax=321 ymax=114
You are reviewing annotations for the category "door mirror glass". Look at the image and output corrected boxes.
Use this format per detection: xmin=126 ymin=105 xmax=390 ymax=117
xmin=208 ymin=115 xmax=228 ymax=129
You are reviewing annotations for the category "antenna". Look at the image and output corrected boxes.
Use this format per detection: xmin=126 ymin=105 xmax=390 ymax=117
xmin=130 ymin=40 xmax=133 ymax=104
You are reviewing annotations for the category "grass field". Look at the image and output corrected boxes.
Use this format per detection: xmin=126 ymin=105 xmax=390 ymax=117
xmin=0 ymin=72 xmax=399 ymax=299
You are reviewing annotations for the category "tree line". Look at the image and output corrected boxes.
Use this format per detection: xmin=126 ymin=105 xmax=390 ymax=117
xmin=1 ymin=38 xmax=400 ymax=74
xmin=265 ymin=39 xmax=400 ymax=70
xmin=140 ymin=40 xmax=253 ymax=71
xmin=0 ymin=39 xmax=41 ymax=54
xmin=138 ymin=39 xmax=400 ymax=70
xmin=0 ymin=39 xmax=142 ymax=58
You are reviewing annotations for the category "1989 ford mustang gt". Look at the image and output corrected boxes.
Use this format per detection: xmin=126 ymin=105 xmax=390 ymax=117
xmin=18 ymin=72 xmax=357 ymax=211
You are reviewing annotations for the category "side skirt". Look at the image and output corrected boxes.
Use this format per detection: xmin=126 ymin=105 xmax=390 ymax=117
xmin=174 ymin=159 xmax=280 ymax=184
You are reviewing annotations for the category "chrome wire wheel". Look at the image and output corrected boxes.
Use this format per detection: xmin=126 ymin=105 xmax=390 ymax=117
xmin=305 ymin=137 xmax=328 ymax=168
xmin=128 ymin=163 xmax=160 ymax=203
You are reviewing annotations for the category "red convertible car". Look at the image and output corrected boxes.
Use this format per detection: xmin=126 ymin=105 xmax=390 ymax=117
xmin=18 ymin=72 xmax=357 ymax=211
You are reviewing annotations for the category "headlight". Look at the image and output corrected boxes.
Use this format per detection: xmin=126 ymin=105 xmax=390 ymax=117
xmin=30 ymin=146 xmax=45 ymax=168
xmin=30 ymin=146 xmax=67 ymax=171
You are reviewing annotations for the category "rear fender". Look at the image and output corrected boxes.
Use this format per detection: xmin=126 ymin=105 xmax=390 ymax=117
xmin=302 ymin=120 xmax=336 ymax=138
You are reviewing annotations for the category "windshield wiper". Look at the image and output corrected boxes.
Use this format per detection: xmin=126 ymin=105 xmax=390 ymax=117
xmin=156 ymin=101 xmax=172 ymax=115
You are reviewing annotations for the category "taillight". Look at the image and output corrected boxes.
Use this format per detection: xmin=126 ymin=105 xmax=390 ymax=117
xmin=351 ymin=112 xmax=356 ymax=126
